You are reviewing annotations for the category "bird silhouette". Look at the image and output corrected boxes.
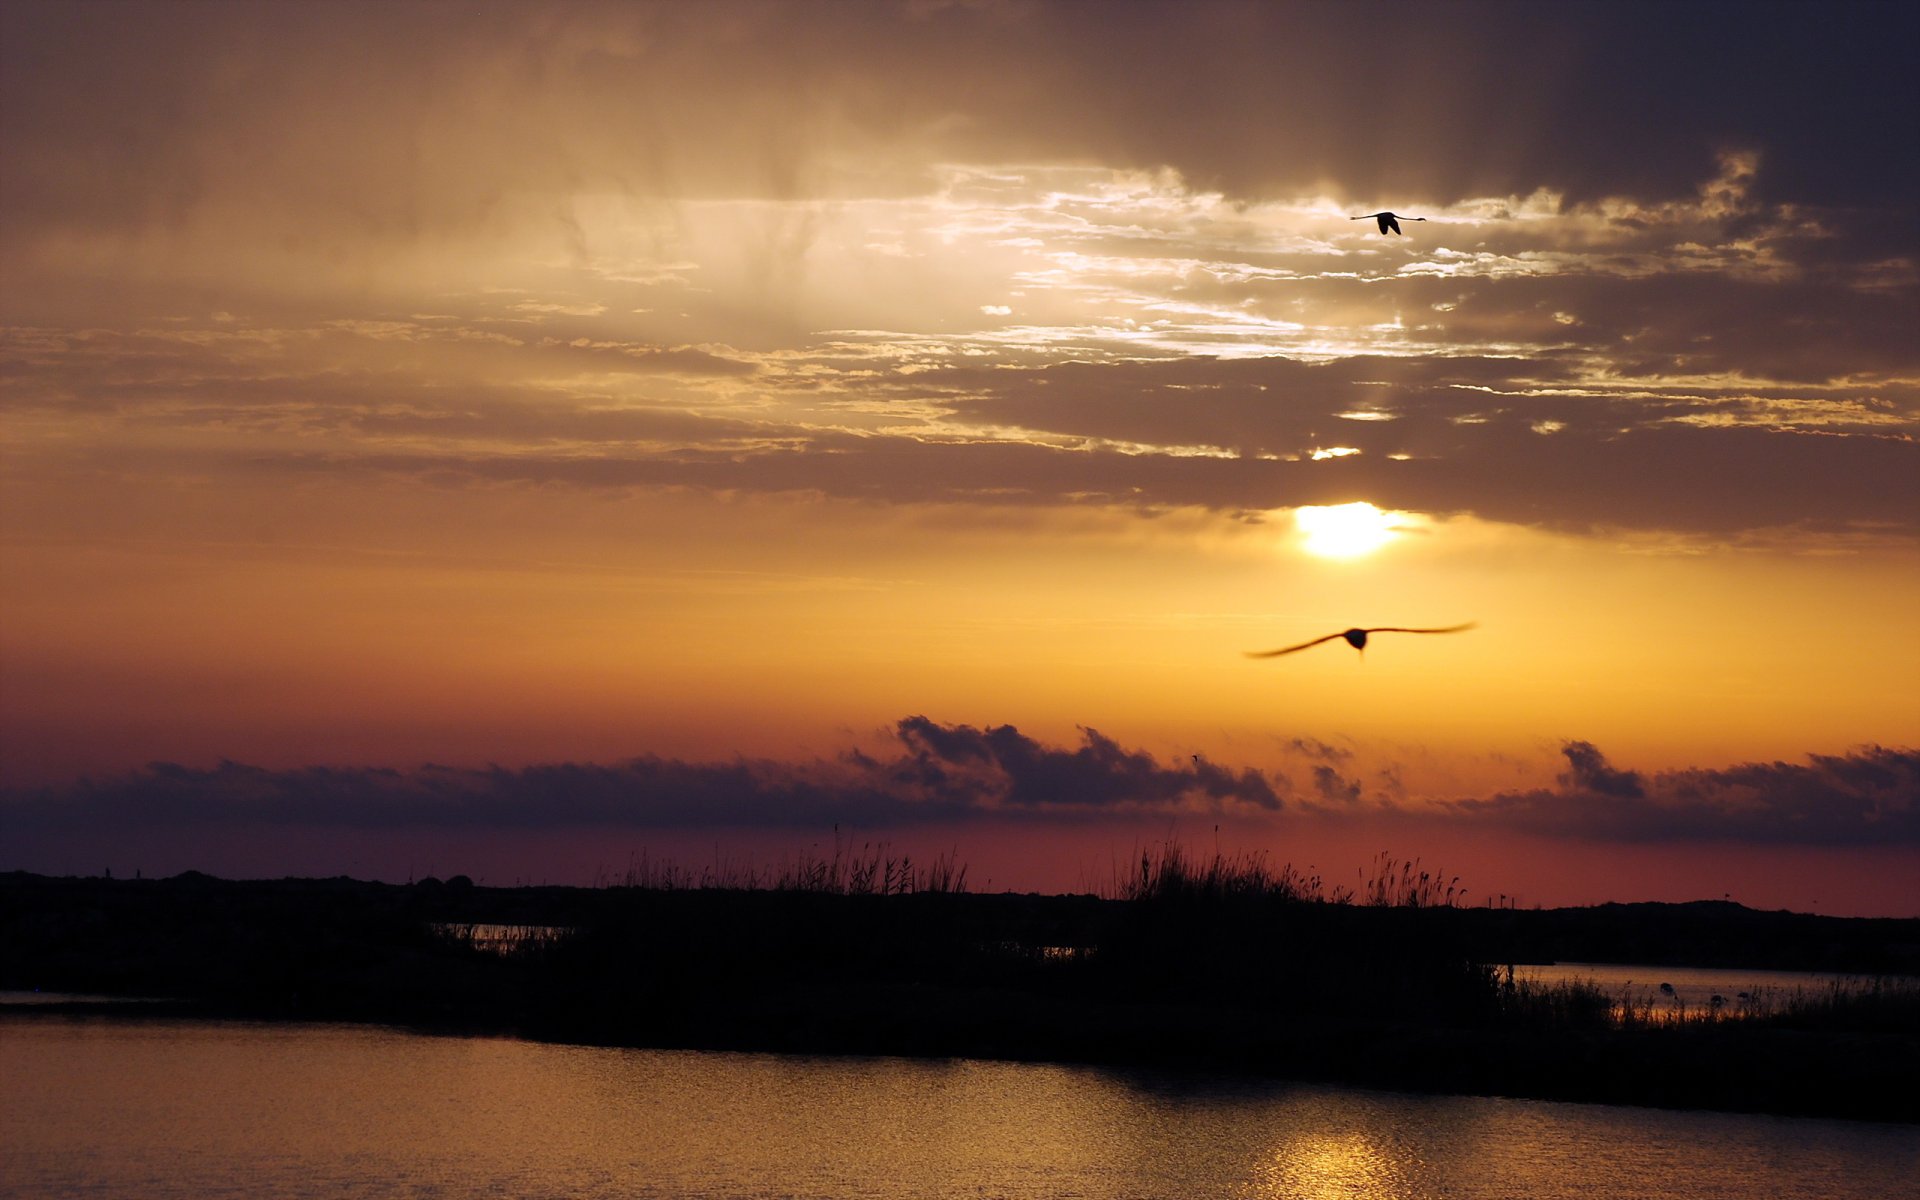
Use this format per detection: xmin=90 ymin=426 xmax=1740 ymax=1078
xmin=1245 ymin=623 xmax=1475 ymax=659
xmin=1352 ymin=211 xmax=1427 ymax=235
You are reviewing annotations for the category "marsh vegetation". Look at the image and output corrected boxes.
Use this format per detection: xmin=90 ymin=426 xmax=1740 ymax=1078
xmin=3 ymin=844 xmax=1915 ymax=1121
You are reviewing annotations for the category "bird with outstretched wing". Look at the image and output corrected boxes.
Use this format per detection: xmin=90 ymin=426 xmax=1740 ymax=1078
xmin=1246 ymin=623 xmax=1476 ymax=658
xmin=1351 ymin=211 xmax=1427 ymax=236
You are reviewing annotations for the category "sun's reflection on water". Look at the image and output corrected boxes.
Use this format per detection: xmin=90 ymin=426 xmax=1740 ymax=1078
xmin=1249 ymin=1130 xmax=1429 ymax=1200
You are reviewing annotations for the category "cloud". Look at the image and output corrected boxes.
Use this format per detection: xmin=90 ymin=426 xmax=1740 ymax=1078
xmin=2 ymin=3 xmax=1916 ymax=554
xmin=1284 ymin=737 xmax=1352 ymax=763
xmin=0 ymin=717 xmax=1285 ymax=833
xmin=235 ymin=413 xmax=1915 ymax=540
xmin=6 ymin=2 xmax=1916 ymax=233
xmin=7 ymin=141 xmax=1914 ymax=544
xmin=1559 ymin=740 xmax=1645 ymax=799
xmin=13 ymin=364 xmax=1917 ymax=543
xmin=9 ymin=723 xmax=1911 ymax=848
xmin=1311 ymin=765 xmax=1363 ymax=806
xmin=892 ymin=715 xmax=1281 ymax=811
xmin=1445 ymin=741 xmax=1920 ymax=845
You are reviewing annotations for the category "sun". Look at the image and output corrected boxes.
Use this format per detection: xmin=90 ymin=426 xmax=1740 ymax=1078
xmin=1294 ymin=502 xmax=1401 ymax=558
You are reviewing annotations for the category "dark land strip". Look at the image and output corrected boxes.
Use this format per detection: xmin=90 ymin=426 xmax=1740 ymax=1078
xmin=4 ymin=870 xmax=1916 ymax=1122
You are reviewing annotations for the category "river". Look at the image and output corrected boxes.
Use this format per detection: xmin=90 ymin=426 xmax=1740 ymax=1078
xmin=3 ymin=1014 xmax=1914 ymax=1199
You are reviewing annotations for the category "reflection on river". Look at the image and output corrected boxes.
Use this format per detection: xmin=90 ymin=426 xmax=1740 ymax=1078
xmin=4 ymin=1016 xmax=1914 ymax=1199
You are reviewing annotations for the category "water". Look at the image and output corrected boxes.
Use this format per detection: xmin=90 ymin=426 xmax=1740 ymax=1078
xmin=1517 ymin=961 xmax=1894 ymax=1019
xmin=2 ymin=1016 xmax=1914 ymax=1199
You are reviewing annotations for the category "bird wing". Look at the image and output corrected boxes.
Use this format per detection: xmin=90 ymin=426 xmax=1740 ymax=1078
xmin=1245 ymin=631 xmax=1349 ymax=658
xmin=1361 ymin=623 xmax=1477 ymax=636
xmin=1382 ymin=214 xmax=1400 ymax=235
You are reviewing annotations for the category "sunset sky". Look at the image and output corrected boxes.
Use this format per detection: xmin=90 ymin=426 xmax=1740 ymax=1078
xmin=4 ymin=1 xmax=1916 ymax=913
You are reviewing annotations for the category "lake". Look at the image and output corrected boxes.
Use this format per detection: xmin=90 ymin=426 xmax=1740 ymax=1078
xmin=3 ymin=1015 xmax=1914 ymax=1199
xmin=1516 ymin=961 xmax=1898 ymax=1020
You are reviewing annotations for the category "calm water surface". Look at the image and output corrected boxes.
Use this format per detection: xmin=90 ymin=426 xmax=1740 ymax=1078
xmin=1516 ymin=961 xmax=1903 ymax=1020
xmin=3 ymin=1016 xmax=1914 ymax=1199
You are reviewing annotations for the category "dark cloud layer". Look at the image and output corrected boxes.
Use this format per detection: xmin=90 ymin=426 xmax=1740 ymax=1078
xmin=250 ymin=416 xmax=1916 ymax=538
xmin=6 ymin=723 xmax=1912 ymax=847
xmin=1447 ymin=741 xmax=1920 ymax=845
xmin=0 ymin=718 xmax=1282 ymax=833
xmin=5 ymin=0 xmax=1917 ymax=228
xmin=891 ymin=715 xmax=1279 ymax=811
xmin=10 ymin=306 xmax=1913 ymax=538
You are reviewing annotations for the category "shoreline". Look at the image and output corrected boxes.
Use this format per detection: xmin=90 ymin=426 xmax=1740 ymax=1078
xmin=7 ymin=994 xmax=1914 ymax=1125
xmin=5 ymin=871 xmax=1916 ymax=1124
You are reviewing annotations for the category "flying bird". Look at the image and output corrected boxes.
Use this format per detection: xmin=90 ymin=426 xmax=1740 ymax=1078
xmin=1245 ymin=623 xmax=1476 ymax=659
xmin=1352 ymin=211 xmax=1427 ymax=236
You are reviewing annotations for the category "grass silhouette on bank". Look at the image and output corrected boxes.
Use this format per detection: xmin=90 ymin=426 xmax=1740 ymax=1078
xmin=4 ymin=844 xmax=1917 ymax=1121
xmin=1498 ymin=970 xmax=1920 ymax=1035
xmin=607 ymin=834 xmax=968 ymax=896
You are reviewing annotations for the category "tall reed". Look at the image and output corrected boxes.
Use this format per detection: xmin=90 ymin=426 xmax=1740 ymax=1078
xmin=1109 ymin=840 xmax=1404 ymax=906
xmin=610 ymin=832 xmax=968 ymax=897
xmin=1360 ymin=852 xmax=1466 ymax=909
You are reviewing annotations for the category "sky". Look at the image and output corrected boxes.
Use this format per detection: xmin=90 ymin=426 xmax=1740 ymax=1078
xmin=3 ymin=0 xmax=1917 ymax=914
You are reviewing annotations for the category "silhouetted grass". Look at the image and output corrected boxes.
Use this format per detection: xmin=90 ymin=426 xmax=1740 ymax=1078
xmin=1762 ymin=975 xmax=1920 ymax=1034
xmin=610 ymin=833 xmax=967 ymax=896
xmin=5 ymin=854 xmax=1917 ymax=1121
xmin=1109 ymin=844 xmax=1467 ymax=909
xmin=1492 ymin=969 xmax=1920 ymax=1037
xmin=1109 ymin=841 xmax=1344 ymax=904
xmin=1492 ymin=971 xmax=1615 ymax=1031
xmin=1359 ymin=852 xmax=1467 ymax=909
xmin=1626 ymin=975 xmax=1920 ymax=1035
xmin=1082 ymin=842 xmax=1501 ymax=1029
